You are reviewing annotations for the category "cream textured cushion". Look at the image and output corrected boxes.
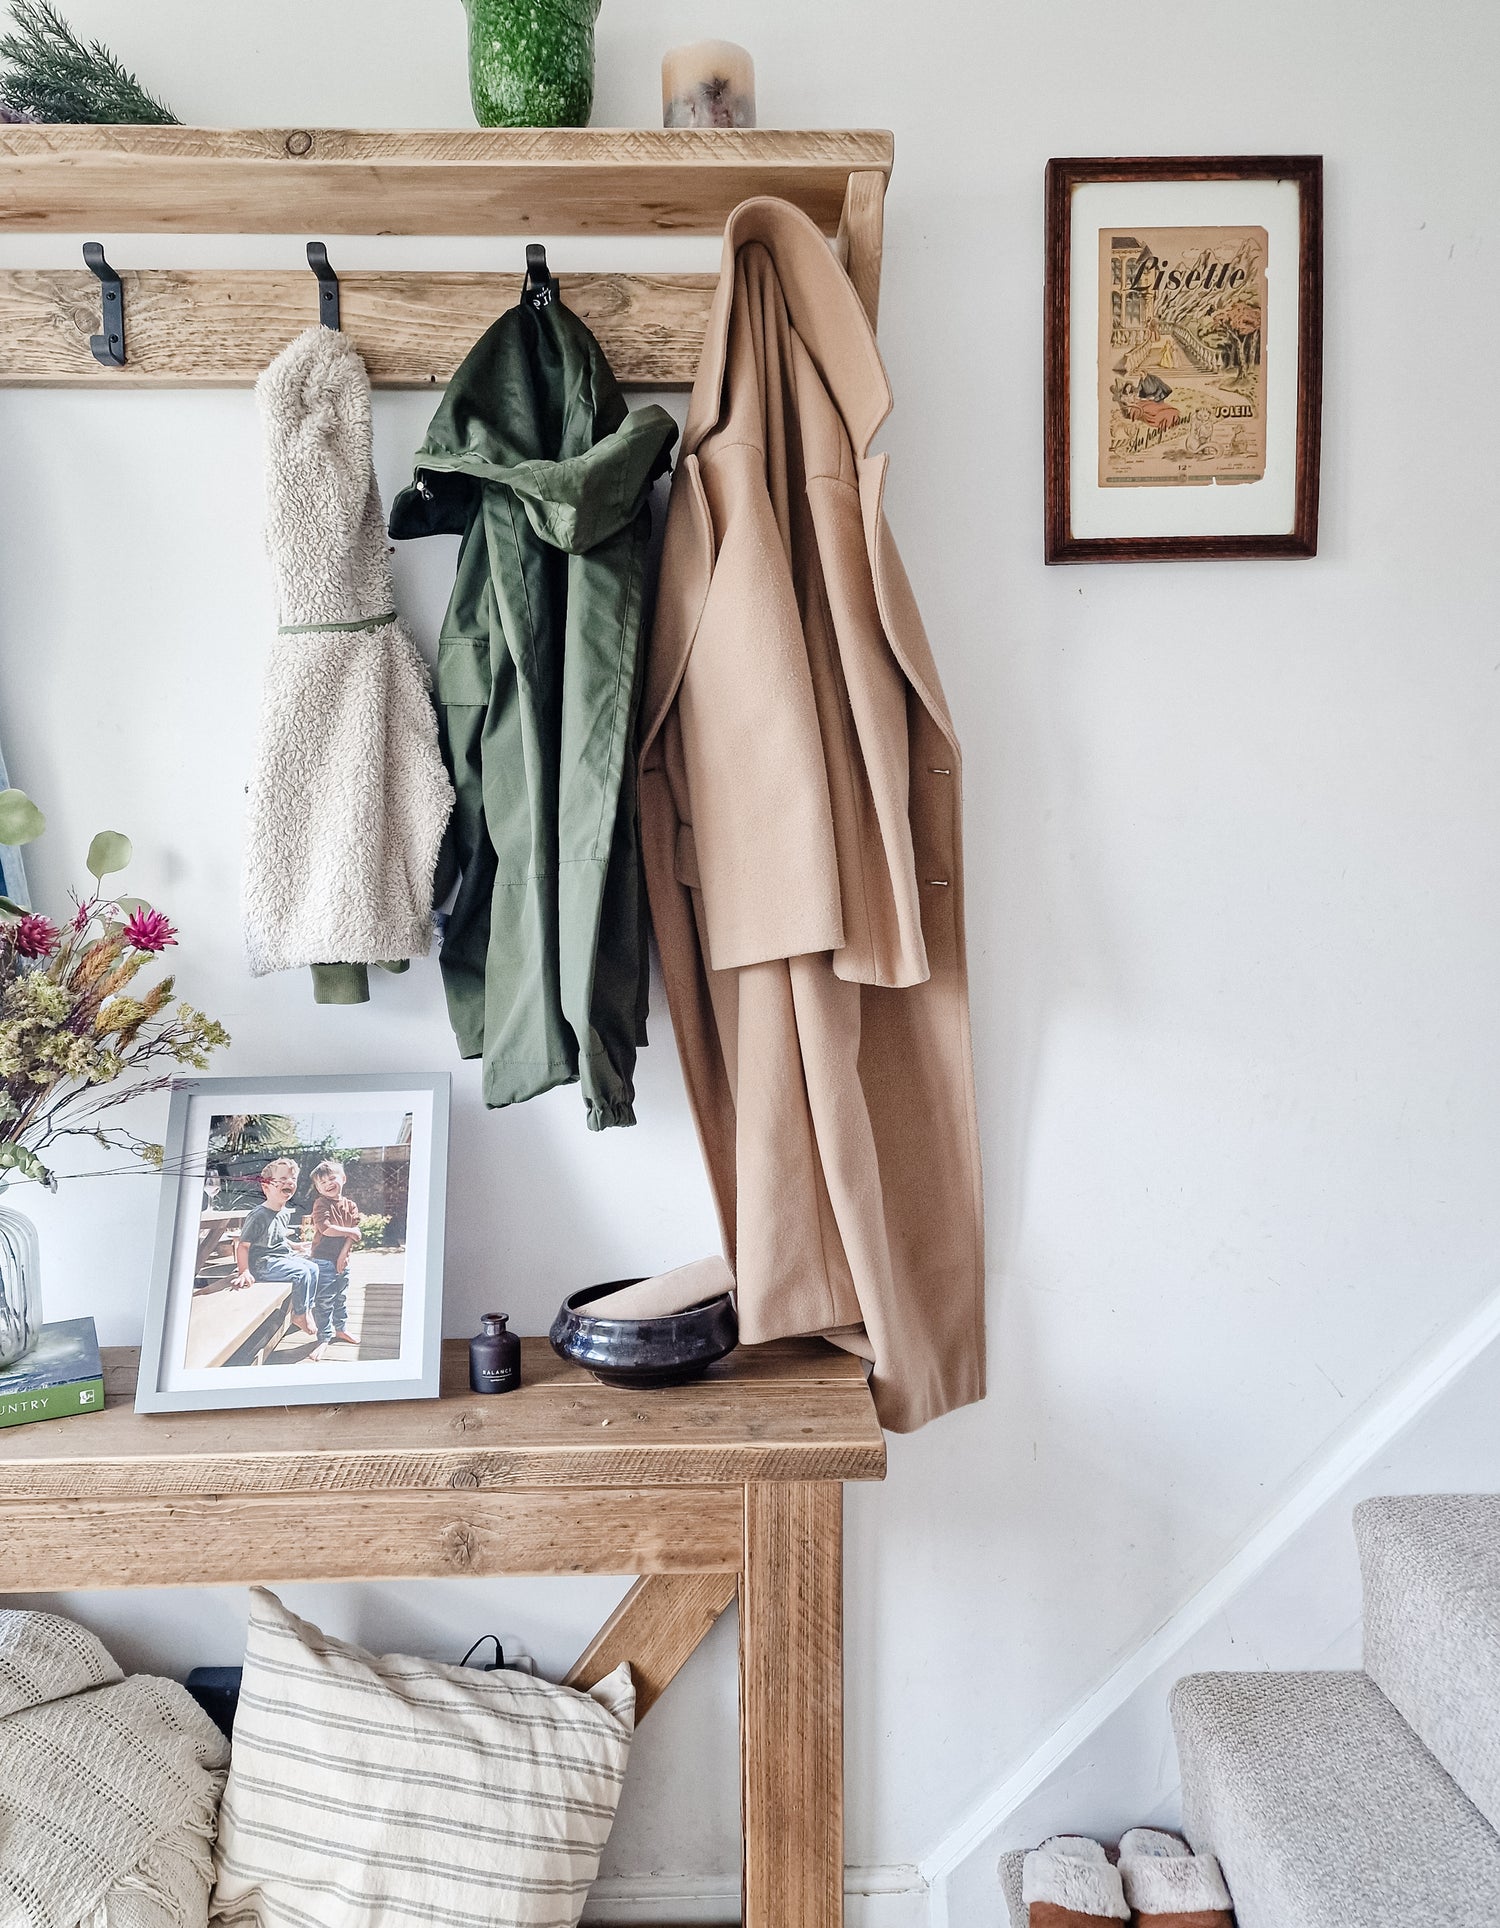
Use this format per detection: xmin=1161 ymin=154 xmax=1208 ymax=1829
xmin=210 ymin=1589 xmax=634 ymax=1928
xmin=0 ymin=1608 xmax=228 ymax=1928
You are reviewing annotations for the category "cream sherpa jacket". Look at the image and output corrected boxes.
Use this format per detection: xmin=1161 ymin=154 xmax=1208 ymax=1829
xmin=243 ymin=327 xmax=453 ymax=990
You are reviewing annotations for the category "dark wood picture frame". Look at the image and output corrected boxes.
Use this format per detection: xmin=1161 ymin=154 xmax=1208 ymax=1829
xmin=1044 ymin=155 xmax=1323 ymax=564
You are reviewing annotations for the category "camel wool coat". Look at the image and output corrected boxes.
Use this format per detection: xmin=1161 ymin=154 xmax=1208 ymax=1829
xmin=640 ymin=198 xmax=985 ymax=1432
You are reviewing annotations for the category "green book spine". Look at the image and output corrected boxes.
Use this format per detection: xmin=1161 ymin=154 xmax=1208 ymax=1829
xmin=0 ymin=1377 xmax=105 ymax=1429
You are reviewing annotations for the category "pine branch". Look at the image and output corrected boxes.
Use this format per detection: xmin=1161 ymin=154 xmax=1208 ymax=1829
xmin=0 ymin=1 xmax=178 ymax=124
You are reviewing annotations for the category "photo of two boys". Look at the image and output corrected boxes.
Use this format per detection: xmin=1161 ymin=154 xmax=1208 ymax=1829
xmin=185 ymin=1111 xmax=413 ymax=1371
xmin=234 ymin=1155 xmax=362 ymax=1361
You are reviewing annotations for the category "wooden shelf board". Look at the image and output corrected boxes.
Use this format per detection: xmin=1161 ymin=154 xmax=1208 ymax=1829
xmin=0 ymin=1485 xmax=746 ymax=1590
xmin=0 ymin=126 xmax=894 ymax=236
xmin=0 ymin=267 xmax=719 ymax=389
xmin=0 ymin=1337 xmax=886 ymax=1501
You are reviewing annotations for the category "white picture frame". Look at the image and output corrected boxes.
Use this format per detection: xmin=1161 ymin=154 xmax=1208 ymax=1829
xmin=136 ymin=1072 xmax=449 ymax=1413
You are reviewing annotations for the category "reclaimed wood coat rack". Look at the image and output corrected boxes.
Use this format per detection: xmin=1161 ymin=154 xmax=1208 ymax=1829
xmin=0 ymin=126 xmax=893 ymax=386
xmin=0 ymin=121 xmax=895 ymax=1928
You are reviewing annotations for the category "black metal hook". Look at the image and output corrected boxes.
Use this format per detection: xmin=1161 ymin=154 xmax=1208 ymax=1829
xmin=82 ymin=243 xmax=126 ymax=367
xmin=523 ymin=242 xmax=554 ymax=310
xmin=307 ymin=242 xmax=340 ymax=329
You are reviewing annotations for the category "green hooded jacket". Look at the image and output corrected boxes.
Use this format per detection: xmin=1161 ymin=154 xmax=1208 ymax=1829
xmin=389 ymin=294 xmax=677 ymax=1127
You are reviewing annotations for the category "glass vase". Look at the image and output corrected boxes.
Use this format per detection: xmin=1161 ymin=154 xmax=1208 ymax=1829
xmin=0 ymin=1192 xmax=41 ymax=1368
xmin=463 ymin=0 xmax=602 ymax=129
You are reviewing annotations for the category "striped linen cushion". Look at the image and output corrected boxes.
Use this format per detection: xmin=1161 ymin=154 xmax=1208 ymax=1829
xmin=210 ymin=1588 xmax=634 ymax=1928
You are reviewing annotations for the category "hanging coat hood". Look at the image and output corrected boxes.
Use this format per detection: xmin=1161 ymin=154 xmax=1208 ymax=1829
xmin=391 ymin=296 xmax=677 ymax=1127
xmin=389 ymin=312 xmax=676 ymax=553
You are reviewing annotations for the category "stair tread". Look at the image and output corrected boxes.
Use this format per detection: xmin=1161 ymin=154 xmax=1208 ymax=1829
xmin=999 ymin=1849 xmax=1026 ymax=1927
xmin=1174 ymin=1669 xmax=1500 ymax=1927
xmin=1357 ymin=1495 xmax=1500 ymax=1832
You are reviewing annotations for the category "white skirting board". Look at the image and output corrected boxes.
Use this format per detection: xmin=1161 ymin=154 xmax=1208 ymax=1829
xmin=922 ymin=1282 xmax=1500 ymax=1928
xmin=583 ymin=1866 xmax=928 ymax=1926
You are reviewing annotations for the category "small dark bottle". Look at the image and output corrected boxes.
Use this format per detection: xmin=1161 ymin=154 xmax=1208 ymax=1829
xmin=469 ymin=1313 xmax=521 ymax=1395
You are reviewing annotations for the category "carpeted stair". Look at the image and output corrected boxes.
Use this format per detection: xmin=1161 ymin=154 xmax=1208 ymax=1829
xmin=1357 ymin=1494 xmax=1500 ymax=1834
xmin=1173 ymin=1667 xmax=1500 ymax=1925
xmin=1172 ymin=1493 xmax=1500 ymax=1927
xmin=999 ymin=1849 xmax=1026 ymax=1924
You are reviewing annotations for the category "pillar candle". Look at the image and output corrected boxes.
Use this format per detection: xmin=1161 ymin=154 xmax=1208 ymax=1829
xmin=662 ymin=40 xmax=756 ymax=129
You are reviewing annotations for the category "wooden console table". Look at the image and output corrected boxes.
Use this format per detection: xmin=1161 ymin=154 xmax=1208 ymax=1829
xmin=0 ymin=1337 xmax=885 ymax=1928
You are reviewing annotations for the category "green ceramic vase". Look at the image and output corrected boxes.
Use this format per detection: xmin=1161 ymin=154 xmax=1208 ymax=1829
xmin=463 ymin=0 xmax=602 ymax=129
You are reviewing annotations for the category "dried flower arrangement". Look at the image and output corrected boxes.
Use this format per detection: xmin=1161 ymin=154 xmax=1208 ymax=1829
xmin=0 ymin=790 xmax=228 ymax=1188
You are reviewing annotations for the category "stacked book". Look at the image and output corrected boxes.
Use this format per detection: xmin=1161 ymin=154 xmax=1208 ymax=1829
xmin=0 ymin=1317 xmax=105 ymax=1428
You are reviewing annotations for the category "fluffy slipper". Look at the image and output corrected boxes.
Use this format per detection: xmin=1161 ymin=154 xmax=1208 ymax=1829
xmin=1022 ymin=1837 xmax=1129 ymax=1926
xmin=1118 ymin=1828 xmax=1233 ymax=1927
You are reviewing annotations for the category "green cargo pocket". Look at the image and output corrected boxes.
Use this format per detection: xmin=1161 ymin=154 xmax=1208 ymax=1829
xmin=435 ymin=637 xmax=492 ymax=708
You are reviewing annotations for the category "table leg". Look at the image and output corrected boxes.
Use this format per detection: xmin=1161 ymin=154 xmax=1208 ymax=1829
xmin=740 ymin=1480 xmax=843 ymax=1928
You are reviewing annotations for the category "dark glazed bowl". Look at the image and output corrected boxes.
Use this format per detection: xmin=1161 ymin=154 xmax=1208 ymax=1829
xmin=548 ymin=1277 xmax=739 ymax=1388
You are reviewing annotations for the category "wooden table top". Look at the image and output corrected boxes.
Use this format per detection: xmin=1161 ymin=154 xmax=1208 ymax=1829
xmin=0 ymin=1337 xmax=886 ymax=1500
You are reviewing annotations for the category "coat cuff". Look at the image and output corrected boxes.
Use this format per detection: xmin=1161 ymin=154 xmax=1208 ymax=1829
xmin=311 ymin=962 xmax=370 ymax=1005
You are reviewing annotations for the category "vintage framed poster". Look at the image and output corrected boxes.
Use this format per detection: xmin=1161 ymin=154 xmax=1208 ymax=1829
xmin=136 ymin=1072 xmax=449 ymax=1413
xmin=1044 ymin=156 xmax=1323 ymax=563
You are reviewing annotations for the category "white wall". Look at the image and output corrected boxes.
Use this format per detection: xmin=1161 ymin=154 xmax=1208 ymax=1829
xmin=3 ymin=1 xmax=1499 ymax=1921
xmin=935 ymin=1277 xmax=1500 ymax=1919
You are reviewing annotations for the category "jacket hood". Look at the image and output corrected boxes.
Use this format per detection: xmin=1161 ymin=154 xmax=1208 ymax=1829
xmin=389 ymin=297 xmax=678 ymax=556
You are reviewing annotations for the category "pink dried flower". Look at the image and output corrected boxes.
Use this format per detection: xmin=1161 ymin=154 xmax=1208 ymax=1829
xmin=13 ymin=913 xmax=59 ymax=959
xmin=72 ymin=900 xmax=92 ymax=932
xmin=121 ymin=907 xmax=177 ymax=953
